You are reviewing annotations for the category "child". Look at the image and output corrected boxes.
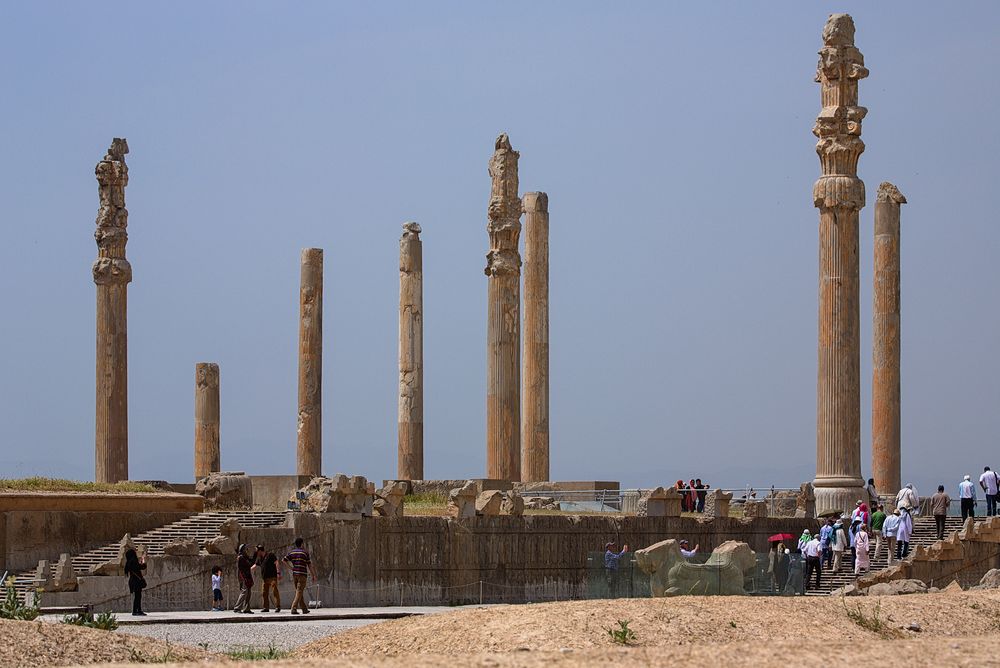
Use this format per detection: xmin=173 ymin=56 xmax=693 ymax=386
xmin=211 ymin=566 xmax=224 ymax=611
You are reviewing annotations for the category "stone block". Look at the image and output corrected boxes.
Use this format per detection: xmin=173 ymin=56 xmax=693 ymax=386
xmin=196 ymin=472 xmax=253 ymax=509
xmin=447 ymin=481 xmax=477 ymax=519
xmin=637 ymin=487 xmax=680 ymax=518
xmin=866 ymin=579 xmax=927 ymax=596
xmin=830 ymin=583 xmax=864 ymax=597
xmin=204 ymin=535 xmax=236 ymax=555
xmin=712 ymin=489 xmax=733 ymax=518
xmin=500 ymin=490 xmax=524 ymax=516
xmin=163 ymin=538 xmax=201 ymax=556
xmin=218 ymin=518 xmax=242 ymax=537
xmin=742 ymin=499 xmax=763 ymax=519
xmin=972 ymin=568 xmax=1000 ymax=590
xmin=374 ymin=481 xmax=406 ymax=518
xmin=476 ymin=490 xmax=503 ymax=516
xmin=294 ymin=475 xmax=374 ymax=515
xmin=796 ymin=482 xmax=816 ymax=519
xmin=52 ymin=553 xmax=78 ymax=592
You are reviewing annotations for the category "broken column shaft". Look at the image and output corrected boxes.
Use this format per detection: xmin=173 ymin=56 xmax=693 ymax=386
xmin=521 ymin=192 xmax=549 ymax=482
xmin=398 ymin=223 xmax=424 ymax=480
xmin=485 ymin=133 xmax=522 ymax=481
xmin=93 ymin=138 xmax=132 ymax=484
xmin=194 ymin=362 xmax=221 ymax=479
xmin=872 ymin=182 xmax=905 ymax=497
xmin=812 ymin=14 xmax=868 ymax=513
xmin=297 ymin=248 xmax=324 ymax=477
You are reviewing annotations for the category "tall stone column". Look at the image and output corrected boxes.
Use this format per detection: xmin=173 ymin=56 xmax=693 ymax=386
xmin=521 ymin=192 xmax=549 ymax=482
xmin=812 ymin=14 xmax=869 ymax=514
xmin=93 ymin=138 xmax=131 ymax=483
xmin=297 ymin=248 xmax=323 ymax=477
xmin=872 ymin=182 xmax=906 ymax=497
xmin=398 ymin=222 xmax=424 ymax=480
xmin=194 ymin=363 xmax=221 ymax=479
xmin=485 ymin=133 xmax=522 ymax=481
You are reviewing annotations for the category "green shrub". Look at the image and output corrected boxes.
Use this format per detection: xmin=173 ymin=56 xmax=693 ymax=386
xmin=226 ymin=642 xmax=289 ymax=660
xmin=0 ymin=477 xmax=156 ymax=493
xmin=61 ymin=610 xmax=119 ymax=630
xmin=606 ymin=619 xmax=637 ymax=645
xmin=0 ymin=577 xmax=39 ymax=621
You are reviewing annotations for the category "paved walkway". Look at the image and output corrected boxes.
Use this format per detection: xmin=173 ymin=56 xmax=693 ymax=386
xmin=117 ymin=618 xmax=381 ymax=652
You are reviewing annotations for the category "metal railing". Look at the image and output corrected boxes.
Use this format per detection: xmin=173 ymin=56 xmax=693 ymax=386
xmin=522 ymin=486 xmax=803 ymax=515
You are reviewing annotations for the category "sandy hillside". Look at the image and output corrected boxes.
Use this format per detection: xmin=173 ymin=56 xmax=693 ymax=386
xmin=0 ymin=617 xmax=215 ymax=667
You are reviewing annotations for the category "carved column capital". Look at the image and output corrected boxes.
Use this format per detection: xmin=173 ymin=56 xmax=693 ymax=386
xmin=876 ymin=182 xmax=907 ymax=204
xmin=94 ymin=138 xmax=131 ymax=285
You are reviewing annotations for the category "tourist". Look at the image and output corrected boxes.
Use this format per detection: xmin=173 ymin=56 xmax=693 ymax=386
xmin=882 ymin=509 xmax=900 ymax=565
xmin=896 ymin=507 xmax=913 ymax=560
xmin=676 ymin=480 xmax=688 ymax=512
xmin=865 ymin=477 xmax=879 ymax=507
xmin=679 ymin=540 xmax=699 ymax=558
xmin=210 ymin=566 xmax=223 ymax=612
xmin=959 ymin=474 xmax=977 ymax=521
xmin=803 ymin=533 xmax=823 ymax=591
xmin=797 ymin=529 xmax=811 ymax=554
xmin=768 ymin=541 xmax=790 ymax=593
xmin=831 ymin=519 xmax=848 ymax=571
xmin=695 ymin=479 xmax=708 ymax=513
xmin=123 ymin=548 xmax=147 ymax=617
xmin=234 ymin=543 xmax=255 ymax=613
xmin=980 ymin=467 xmax=999 ymax=517
xmin=870 ymin=504 xmax=887 ymax=562
xmin=895 ymin=484 xmax=920 ymax=515
xmin=255 ymin=544 xmax=282 ymax=613
xmin=852 ymin=501 xmax=870 ymax=527
xmin=284 ymin=537 xmax=317 ymax=614
xmin=687 ymin=479 xmax=698 ymax=514
xmin=819 ymin=517 xmax=835 ymax=568
xmin=854 ymin=523 xmax=870 ymax=575
xmin=849 ymin=518 xmax=861 ymax=567
xmin=930 ymin=485 xmax=952 ymax=540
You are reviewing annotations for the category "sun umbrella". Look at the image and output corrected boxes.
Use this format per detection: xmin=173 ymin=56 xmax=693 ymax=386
xmin=768 ymin=533 xmax=796 ymax=542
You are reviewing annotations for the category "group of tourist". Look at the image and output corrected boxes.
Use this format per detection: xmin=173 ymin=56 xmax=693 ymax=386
xmin=675 ymin=479 xmax=709 ymax=513
xmin=214 ymin=538 xmax=318 ymax=615
xmin=954 ymin=467 xmax=1000 ymax=520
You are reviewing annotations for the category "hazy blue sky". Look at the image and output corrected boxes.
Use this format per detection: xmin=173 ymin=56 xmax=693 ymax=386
xmin=1 ymin=2 xmax=998 ymax=496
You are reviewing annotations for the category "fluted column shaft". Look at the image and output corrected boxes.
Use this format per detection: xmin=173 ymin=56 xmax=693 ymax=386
xmin=485 ymin=133 xmax=522 ymax=481
xmin=812 ymin=14 xmax=868 ymax=513
xmin=872 ymin=183 xmax=905 ymax=497
xmin=93 ymin=138 xmax=131 ymax=483
xmin=297 ymin=248 xmax=323 ymax=477
xmin=194 ymin=362 xmax=221 ymax=479
xmin=398 ymin=223 xmax=424 ymax=480
xmin=521 ymin=192 xmax=549 ymax=482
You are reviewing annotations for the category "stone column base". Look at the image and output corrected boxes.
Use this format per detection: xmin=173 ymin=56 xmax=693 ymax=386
xmin=813 ymin=479 xmax=867 ymax=517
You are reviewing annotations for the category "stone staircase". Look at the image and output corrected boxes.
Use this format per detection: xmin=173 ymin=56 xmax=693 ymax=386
xmin=806 ymin=515 xmax=981 ymax=595
xmin=8 ymin=510 xmax=288 ymax=600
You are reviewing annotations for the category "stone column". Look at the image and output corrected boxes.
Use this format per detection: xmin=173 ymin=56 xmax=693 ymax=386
xmin=872 ymin=182 xmax=905 ymax=497
xmin=812 ymin=14 xmax=869 ymax=514
xmin=297 ymin=248 xmax=323 ymax=477
xmin=521 ymin=192 xmax=549 ymax=482
xmin=93 ymin=138 xmax=132 ymax=483
xmin=485 ymin=133 xmax=522 ymax=481
xmin=398 ymin=222 xmax=424 ymax=480
xmin=194 ymin=362 xmax=221 ymax=479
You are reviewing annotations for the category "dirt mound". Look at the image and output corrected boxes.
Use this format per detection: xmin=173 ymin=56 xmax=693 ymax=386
xmin=295 ymin=590 xmax=1000 ymax=657
xmin=0 ymin=617 xmax=213 ymax=667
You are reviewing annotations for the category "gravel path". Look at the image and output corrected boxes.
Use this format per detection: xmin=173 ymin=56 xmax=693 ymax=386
xmin=118 ymin=618 xmax=380 ymax=652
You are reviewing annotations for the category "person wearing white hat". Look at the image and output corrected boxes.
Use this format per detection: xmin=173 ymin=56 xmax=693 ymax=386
xmin=959 ymin=474 xmax=977 ymax=522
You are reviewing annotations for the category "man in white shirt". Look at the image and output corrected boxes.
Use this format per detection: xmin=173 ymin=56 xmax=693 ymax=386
xmin=980 ymin=467 xmax=999 ymax=517
xmin=678 ymin=540 xmax=699 ymax=558
xmin=959 ymin=475 xmax=977 ymax=521
xmin=803 ymin=534 xmax=823 ymax=591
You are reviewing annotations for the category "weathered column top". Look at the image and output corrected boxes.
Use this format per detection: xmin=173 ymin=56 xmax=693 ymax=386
xmin=522 ymin=191 xmax=548 ymax=213
xmin=196 ymin=362 xmax=220 ymax=389
xmin=402 ymin=221 xmax=422 ymax=238
xmin=485 ymin=132 xmax=521 ymax=277
xmin=93 ymin=137 xmax=132 ymax=285
xmin=876 ymin=182 xmax=907 ymax=205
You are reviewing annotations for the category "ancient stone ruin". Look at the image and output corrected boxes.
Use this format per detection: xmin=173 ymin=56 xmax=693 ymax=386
xmin=294 ymin=475 xmax=375 ymax=515
xmin=635 ymin=539 xmax=756 ymax=596
xmin=193 ymin=362 xmax=221 ymax=479
xmin=297 ymin=248 xmax=324 ymax=478
xmin=195 ymin=471 xmax=253 ymax=509
xmin=398 ymin=222 xmax=424 ymax=481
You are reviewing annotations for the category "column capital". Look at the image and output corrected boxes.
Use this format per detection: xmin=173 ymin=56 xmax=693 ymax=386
xmin=876 ymin=182 xmax=907 ymax=204
xmin=196 ymin=362 xmax=220 ymax=389
xmin=94 ymin=138 xmax=131 ymax=285
xmin=522 ymin=191 xmax=548 ymax=214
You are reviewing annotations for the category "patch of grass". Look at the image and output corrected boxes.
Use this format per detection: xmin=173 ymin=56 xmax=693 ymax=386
xmin=606 ymin=619 xmax=637 ymax=645
xmin=843 ymin=599 xmax=899 ymax=638
xmin=226 ymin=643 xmax=289 ymax=660
xmin=61 ymin=611 xmax=119 ymax=630
xmin=1 ymin=577 xmax=39 ymax=621
xmin=0 ymin=477 xmax=156 ymax=494
xmin=729 ymin=620 xmax=737 ymax=628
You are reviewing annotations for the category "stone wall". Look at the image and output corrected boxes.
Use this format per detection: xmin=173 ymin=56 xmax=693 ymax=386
xmin=0 ymin=493 xmax=203 ymax=573
xmin=248 ymin=475 xmax=312 ymax=510
xmin=51 ymin=513 xmax=818 ymax=611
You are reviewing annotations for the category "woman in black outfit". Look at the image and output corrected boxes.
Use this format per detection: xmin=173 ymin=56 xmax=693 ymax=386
xmin=124 ymin=548 xmax=147 ymax=616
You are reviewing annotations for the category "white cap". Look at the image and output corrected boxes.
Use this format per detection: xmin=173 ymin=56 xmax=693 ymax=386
xmin=965 ymin=475 xmax=971 ymax=480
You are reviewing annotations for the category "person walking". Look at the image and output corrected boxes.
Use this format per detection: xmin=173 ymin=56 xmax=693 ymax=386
xmin=233 ymin=543 xmax=255 ymax=614
xmin=865 ymin=478 xmax=879 ymax=508
xmin=819 ymin=517 xmax=835 ymax=569
xmin=831 ymin=519 xmax=848 ymax=572
xmin=930 ymin=485 xmax=952 ymax=540
xmin=959 ymin=475 xmax=977 ymax=522
xmin=848 ymin=518 xmax=862 ymax=568
xmin=803 ymin=533 xmax=823 ymax=591
xmin=283 ymin=537 xmax=317 ymax=614
xmin=123 ymin=548 xmax=147 ymax=616
xmin=854 ymin=524 xmax=870 ymax=575
xmin=895 ymin=484 xmax=919 ymax=514
xmin=255 ymin=544 xmax=282 ymax=613
xmin=882 ymin=508 xmax=900 ymax=565
xmin=870 ymin=504 xmax=887 ymax=562
xmin=797 ymin=529 xmax=812 ymax=554
xmin=768 ymin=541 xmax=790 ymax=593
xmin=896 ymin=507 xmax=913 ymax=560
xmin=979 ymin=467 xmax=999 ymax=517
